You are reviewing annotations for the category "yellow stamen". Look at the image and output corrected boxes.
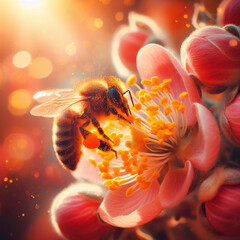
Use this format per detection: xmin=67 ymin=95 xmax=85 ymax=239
xmin=139 ymin=96 xmax=145 ymax=104
xmin=126 ymin=186 xmax=135 ymax=197
xmin=146 ymin=105 xmax=160 ymax=111
xmin=101 ymin=172 xmax=113 ymax=179
xmin=88 ymin=157 xmax=96 ymax=167
xmin=164 ymin=107 xmax=172 ymax=115
xmin=103 ymin=180 xmax=112 ymax=186
xmin=113 ymin=167 xmax=121 ymax=175
xmin=126 ymin=75 xmax=137 ymax=86
xmin=135 ymin=102 xmax=142 ymax=111
xmin=144 ymin=93 xmax=152 ymax=102
xmin=171 ymin=99 xmax=180 ymax=109
xmin=151 ymin=85 xmax=160 ymax=92
xmin=149 ymin=91 xmax=158 ymax=97
xmin=138 ymin=89 xmax=147 ymax=96
xmin=141 ymin=79 xmax=152 ymax=86
xmin=151 ymin=76 xmax=160 ymax=85
xmin=179 ymin=91 xmax=188 ymax=99
xmin=160 ymin=96 xmax=168 ymax=106
xmin=163 ymin=78 xmax=172 ymax=84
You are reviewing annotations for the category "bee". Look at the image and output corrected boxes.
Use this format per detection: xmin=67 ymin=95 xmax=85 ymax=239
xmin=31 ymin=76 xmax=133 ymax=171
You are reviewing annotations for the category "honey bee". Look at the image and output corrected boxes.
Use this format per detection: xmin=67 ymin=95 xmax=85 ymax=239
xmin=31 ymin=76 xmax=133 ymax=171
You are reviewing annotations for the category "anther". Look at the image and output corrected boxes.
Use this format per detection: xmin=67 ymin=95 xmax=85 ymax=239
xmin=141 ymin=79 xmax=152 ymax=86
xmin=126 ymin=75 xmax=137 ymax=86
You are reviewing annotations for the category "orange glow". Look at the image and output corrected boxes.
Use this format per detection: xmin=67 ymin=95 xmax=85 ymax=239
xmin=4 ymin=133 xmax=35 ymax=161
xmin=65 ymin=42 xmax=77 ymax=56
xmin=13 ymin=51 xmax=32 ymax=69
xmin=94 ymin=18 xmax=103 ymax=29
xmin=115 ymin=12 xmax=124 ymax=22
xmin=28 ymin=57 xmax=53 ymax=79
xmin=19 ymin=0 xmax=43 ymax=6
xmin=229 ymin=39 xmax=238 ymax=47
xmin=8 ymin=89 xmax=32 ymax=115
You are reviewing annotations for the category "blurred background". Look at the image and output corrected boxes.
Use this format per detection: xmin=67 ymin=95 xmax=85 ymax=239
xmin=0 ymin=0 xmax=209 ymax=239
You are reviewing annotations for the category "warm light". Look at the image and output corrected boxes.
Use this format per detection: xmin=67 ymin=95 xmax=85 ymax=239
xmin=28 ymin=57 xmax=53 ymax=79
xmin=94 ymin=18 xmax=103 ymax=29
xmin=13 ymin=51 xmax=32 ymax=69
xmin=19 ymin=0 xmax=42 ymax=6
xmin=4 ymin=133 xmax=35 ymax=161
xmin=229 ymin=39 xmax=238 ymax=47
xmin=65 ymin=43 xmax=77 ymax=56
xmin=8 ymin=89 xmax=32 ymax=116
xmin=115 ymin=12 xmax=124 ymax=22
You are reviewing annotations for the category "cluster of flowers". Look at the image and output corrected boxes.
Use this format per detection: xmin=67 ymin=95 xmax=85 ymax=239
xmin=50 ymin=0 xmax=240 ymax=239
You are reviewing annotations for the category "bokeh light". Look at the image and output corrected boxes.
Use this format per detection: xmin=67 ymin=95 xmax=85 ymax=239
xmin=3 ymin=133 xmax=35 ymax=161
xmin=8 ymin=89 xmax=32 ymax=116
xmin=65 ymin=42 xmax=77 ymax=56
xmin=19 ymin=0 xmax=43 ymax=6
xmin=28 ymin=57 xmax=53 ymax=79
xmin=13 ymin=51 xmax=32 ymax=69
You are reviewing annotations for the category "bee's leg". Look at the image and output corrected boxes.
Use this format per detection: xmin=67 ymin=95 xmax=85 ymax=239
xmin=98 ymin=139 xmax=117 ymax=158
xmin=91 ymin=117 xmax=113 ymax=143
xmin=108 ymin=105 xmax=131 ymax=123
xmin=79 ymin=120 xmax=91 ymax=139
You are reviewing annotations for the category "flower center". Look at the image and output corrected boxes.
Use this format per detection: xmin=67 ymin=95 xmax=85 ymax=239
xmin=88 ymin=75 xmax=189 ymax=197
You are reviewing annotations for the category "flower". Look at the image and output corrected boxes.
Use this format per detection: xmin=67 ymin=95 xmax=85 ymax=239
xmin=217 ymin=0 xmax=240 ymax=26
xmin=181 ymin=26 xmax=240 ymax=93
xmin=198 ymin=167 xmax=240 ymax=238
xmin=51 ymin=182 xmax=113 ymax=240
xmin=112 ymin=12 xmax=169 ymax=78
xmin=219 ymin=90 xmax=240 ymax=146
xmin=86 ymin=44 xmax=220 ymax=228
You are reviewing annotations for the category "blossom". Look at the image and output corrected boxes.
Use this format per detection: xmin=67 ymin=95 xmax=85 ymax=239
xmin=217 ymin=0 xmax=240 ymax=26
xmin=51 ymin=182 xmax=113 ymax=240
xmin=181 ymin=26 xmax=240 ymax=93
xmin=197 ymin=167 xmax=240 ymax=238
xmin=219 ymin=90 xmax=240 ymax=146
xmin=112 ymin=12 xmax=169 ymax=78
xmin=88 ymin=44 xmax=220 ymax=228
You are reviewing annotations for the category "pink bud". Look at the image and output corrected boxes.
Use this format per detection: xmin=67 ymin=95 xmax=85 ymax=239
xmin=205 ymin=184 xmax=240 ymax=237
xmin=217 ymin=0 xmax=240 ymax=26
xmin=181 ymin=26 xmax=240 ymax=93
xmin=118 ymin=31 xmax=148 ymax=72
xmin=51 ymin=182 xmax=112 ymax=240
xmin=220 ymin=91 xmax=240 ymax=146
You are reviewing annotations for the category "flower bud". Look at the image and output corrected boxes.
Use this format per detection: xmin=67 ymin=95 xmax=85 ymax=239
xmin=118 ymin=31 xmax=148 ymax=72
xmin=217 ymin=0 xmax=240 ymax=26
xmin=205 ymin=184 xmax=240 ymax=237
xmin=51 ymin=182 xmax=112 ymax=240
xmin=181 ymin=26 xmax=240 ymax=93
xmin=220 ymin=91 xmax=240 ymax=146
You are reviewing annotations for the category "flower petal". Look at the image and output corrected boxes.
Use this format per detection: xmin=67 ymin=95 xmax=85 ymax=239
xmin=136 ymin=43 xmax=200 ymax=104
xmin=99 ymin=180 xmax=162 ymax=228
xmin=186 ymin=103 xmax=220 ymax=171
xmin=72 ymin=148 xmax=104 ymax=184
xmin=159 ymin=160 xmax=194 ymax=208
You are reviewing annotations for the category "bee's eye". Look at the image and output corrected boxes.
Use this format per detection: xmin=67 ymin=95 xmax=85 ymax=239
xmin=108 ymin=87 xmax=122 ymax=107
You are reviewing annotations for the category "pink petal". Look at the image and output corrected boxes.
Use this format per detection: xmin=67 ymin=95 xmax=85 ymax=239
xmin=136 ymin=44 xmax=200 ymax=104
xmin=159 ymin=160 xmax=193 ymax=208
xmin=99 ymin=180 xmax=162 ymax=228
xmin=186 ymin=103 xmax=220 ymax=171
xmin=72 ymin=148 xmax=104 ymax=184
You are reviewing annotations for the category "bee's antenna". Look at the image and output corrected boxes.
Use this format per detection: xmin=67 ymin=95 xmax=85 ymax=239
xmin=123 ymin=90 xmax=134 ymax=107
xmin=123 ymin=90 xmax=134 ymax=116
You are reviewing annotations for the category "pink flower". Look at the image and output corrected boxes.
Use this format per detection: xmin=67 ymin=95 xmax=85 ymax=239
xmin=217 ymin=0 xmax=240 ymax=26
xmin=112 ymin=12 xmax=169 ymax=78
xmin=198 ymin=167 xmax=240 ymax=237
xmin=51 ymin=182 xmax=113 ymax=240
xmin=95 ymin=44 xmax=220 ymax=228
xmin=220 ymin=91 xmax=240 ymax=146
xmin=181 ymin=26 xmax=240 ymax=93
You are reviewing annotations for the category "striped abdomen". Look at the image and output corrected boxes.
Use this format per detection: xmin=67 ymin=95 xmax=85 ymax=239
xmin=52 ymin=110 xmax=82 ymax=170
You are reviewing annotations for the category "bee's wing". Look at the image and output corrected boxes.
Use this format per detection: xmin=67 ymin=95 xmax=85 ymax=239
xmin=30 ymin=96 xmax=90 ymax=118
xmin=33 ymin=89 xmax=74 ymax=103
